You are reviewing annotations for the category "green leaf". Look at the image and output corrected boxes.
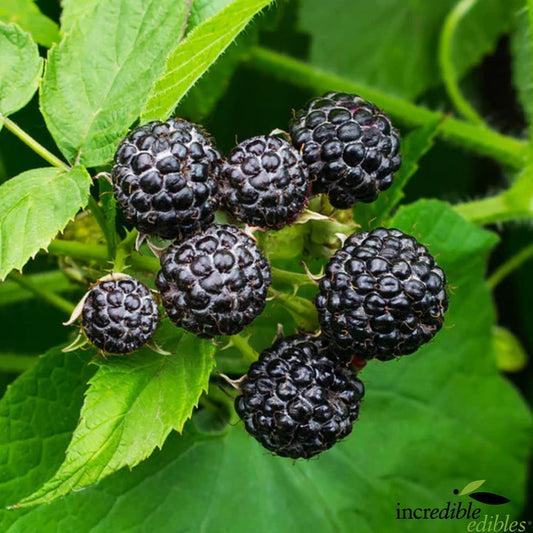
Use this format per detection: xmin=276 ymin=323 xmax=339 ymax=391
xmin=354 ymin=119 xmax=441 ymax=226
xmin=59 ymin=0 xmax=102 ymax=34
xmin=511 ymin=6 xmax=532 ymax=120
xmin=141 ymin=0 xmax=275 ymax=122
xmin=0 ymin=0 xmax=59 ymax=47
xmin=458 ymin=479 xmax=486 ymax=495
xmin=493 ymin=325 xmax=528 ymax=372
xmin=40 ymin=0 xmax=192 ymax=167
xmin=19 ymin=322 xmax=216 ymax=507
xmin=297 ymin=0 xmax=516 ymax=100
xmin=3 ymin=201 xmax=531 ymax=531
xmin=0 ymin=166 xmax=92 ymax=281
xmin=59 ymin=0 xmax=229 ymax=39
xmin=0 ymin=345 xmax=95 ymax=508
xmin=0 ymin=22 xmax=42 ymax=118
xmin=187 ymin=0 xmax=235 ymax=29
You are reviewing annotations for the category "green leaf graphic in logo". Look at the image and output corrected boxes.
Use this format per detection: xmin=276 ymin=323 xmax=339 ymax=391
xmin=459 ymin=480 xmax=486 ymax=496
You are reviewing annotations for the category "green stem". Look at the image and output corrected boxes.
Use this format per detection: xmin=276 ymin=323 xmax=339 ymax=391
xmin=248 ymin=47 xmax=527 ymax=169
xmin=271 ymin=267 xmax=316 ymax=288
xmin=454 ymin=194 xmax=530 ymax=225
xmin=0 ymin=271 xmax=76 ymax=306
xmin=0 ymin=353 xmax=38 ymax=373
xmin=9 ymin=272 xmax=75 ymax=314
xmin=87 ymin=196 xmax=113 ymax=258
xmin=488 ymin=242 xmax=533 ymax=288
xmin=438 ymin=0 xmax=487 ymax=126
xmin=0 ymin=114 xmax=69 ymax=170
xmin=271 ymin=289 xmax=319 ymax=331
xmin=114 ymin=230 xmax=138 ymax=272
xmin=97 ymin=177 xmax=118 ymax=257
xmin=47 ymin=240 xmax=109 ymax=263
xmin=227 ymin=334 xmax=259 ymax=362
xmin=47 ymin=239 xmax=160 ymax=273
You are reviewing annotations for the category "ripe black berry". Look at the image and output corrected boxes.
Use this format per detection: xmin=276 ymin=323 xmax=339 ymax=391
xmin=316 ymin=228 xmax=448 ymax=360
xmin=235 ymin=334 xmax=364 ymax=459
xmin=220 ymin=135 xmax=310 ymax=229
xmin=156 ymin=224 xmax=271 ymax=337
xmin=112 ymin=118 xmax=222 ymax=240
xmin=82 ymin=276 xmax=159 ymax=354
xmin=290 ymin=91 xmax=401 ymax=208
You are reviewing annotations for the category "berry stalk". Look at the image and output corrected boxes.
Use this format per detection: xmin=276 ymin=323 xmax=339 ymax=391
xmin=47 ymin=240 xmax=160 ymax=273
xmin=8 ymin=272 xmax=75 ymax=314
xmin=270 ymin=267 xmax=317 ymax=288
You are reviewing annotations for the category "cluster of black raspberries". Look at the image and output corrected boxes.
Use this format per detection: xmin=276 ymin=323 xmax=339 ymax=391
xmin=71 ymin=92 xmax=448 ymax=459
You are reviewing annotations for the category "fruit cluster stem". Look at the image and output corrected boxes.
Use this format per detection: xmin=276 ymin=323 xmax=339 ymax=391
xmin=113 ymin=230 xmax=138 ymax=273
xmin=0 ymin=116 xmax=116 ymax=255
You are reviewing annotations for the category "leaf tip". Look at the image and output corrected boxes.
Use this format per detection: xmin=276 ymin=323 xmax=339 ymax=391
xmin=459 ymin=479 xmax=486 ymax=496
